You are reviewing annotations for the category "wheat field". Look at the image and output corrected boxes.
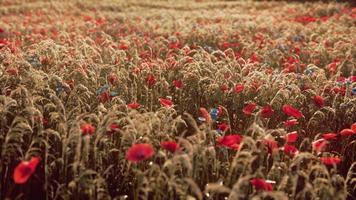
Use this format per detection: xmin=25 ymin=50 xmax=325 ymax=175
xmin=0 ymin=0 xmax=355 ymax=199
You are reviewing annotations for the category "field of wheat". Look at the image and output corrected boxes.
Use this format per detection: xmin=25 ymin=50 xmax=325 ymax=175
xmin=0 ymin=0 xmax=355 ymax=199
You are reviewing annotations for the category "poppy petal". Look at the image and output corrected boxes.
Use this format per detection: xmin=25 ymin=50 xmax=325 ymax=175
xmin=282 ymin=105 xmax=303 ymax=118
xmin=13 ymin=157 xmax=40 ymax=184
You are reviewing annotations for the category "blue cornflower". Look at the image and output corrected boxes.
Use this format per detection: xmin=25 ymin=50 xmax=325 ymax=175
xmin=352 ymin=88 xmax=356 ymax=95
xmin=96 ymin=84 xmax=109 ymax=95
xmin=210 ymin=108 xmax=219 ymax=121
xmin=110 ymin=91 xmax=119 ymax=97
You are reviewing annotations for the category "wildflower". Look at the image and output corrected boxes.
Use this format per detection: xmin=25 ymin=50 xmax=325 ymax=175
xmin=173 ymin=79 xmax=183 ymax=89
xmin=322 ymin=133 xmax=338 ymax=140
xmin=313 ymin=95 xmax=324 ymax=108
xmin=216 ymin=134 xmax=242 ymax=150
xmin=283 ymin=144 xmax=299 ymax=156
xmin=110 ymin=91 xmax=119 ymax=97
xmin=81 ymin=123 xmax=96 ymax=135
xmin=96 ymin=84 xmax=109 ymax=95
xmin=249 ymin=53 xmax=260 ymax=63
xmin=200 ymin=107 xmax=212 ymax=124
xmin=160 ymin=141 xmax=180 ymax=153
xmin=320 ymin=157 xmax=341 ymax=165
xmin=13 ymin=157 xmax=40 ymax=184
xmin=217 ymin=123 xmax=229 ymax=132
xmin=6 ymin=68 xmax=18 ymax=76
xmin=125 ymin=143 xmax=155 ymax=162
xmin=328 ymin=62 xmax=339 ymax=73
xmin=349 ymin=76 xmax=356 ymax=83
xmin=146 ymin=74 xmax=156 ymax=86
xmin=168 ymin=41 xmax=180 ymax=49
xmin=107 ymin=123 xmax=120 ymax=135
xmin=282 ymin=104 xmax=303 ymax=118
xmin=56 ymin=82 xmax=64 ymax=93
xmin=108 ymin=73 xmax=117 ymax=85
xmin=243 ymin=103 xmax=257 ymax=116
xmin=234 ymin=84 xmax=244 ymax=93
xmin=210 ymin=108 xmax=219 ymax=121
xmin=0 ymin=38 xmax=9 ymax=48
xmin=352 ymin=88 xmax=356 ymax=95
xmin=351 ymin=123 xmax=356 ymax=133
xmin=284 ymin=119 xmax=299 ymax=127
xmin=98 ymin=91 xmax=111 ymax=103
xmin=159 ymin=98 xmax=173 ymax=108
xmin=285 ymin=131 xmax=298 ymax=143
xmin=312 ymin=139 xmax=328 ymax=152
xmin=217 ymin=106 xmax=224 ymax=117
xmin=220 ymin=84 xmax=229 ymax=93
xmin=263 ymin=139 xmax=278 ymax=154
xmin=339 ymin=128 xmax=355 ymax=136
xmin=261 ymin=105 xmax=274 ymax=118
xmin=127 ymin=102 xmax=140 ymax=109
xmin=250 ymin=178 xmax=273 ymax=191
xmin=118 ymin=42 xmax=129 ymax=50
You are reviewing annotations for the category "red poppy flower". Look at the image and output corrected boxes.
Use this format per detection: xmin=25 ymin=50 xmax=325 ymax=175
xmin=13 ymin=157 xmax=40 ymax=184
xmin=312 ymin=139 xmax=328 ymax=152
xmin=173 ymin=79 xmax=183 ymax=89
xmin=282 ymin=105 xmax=303 ymax=118
xmin=250 ymin=178 xmax=273 ymax=191
xmin=216 ymin=134 xmax=242 ymax=150
xmin=339 ymin=128 xmax=355 ymax=136
xmin=351 ymin=123 xmax=356 ymax=133
xmin=350 ymin=76 xmax=356 ymax=83
xmin=159 ymin=98 xmax=173 ymax=108
xmin=6 ymin=68 xmax=18 ymax=76
xmin=217 ymin=123 xmax=229 ymax=132
xmin=98 ymin=91 xmax=111 ymax=103
xmin=285 ymin=131 xmax=298 ymax=143
xmin=81 ymin=123 xmax=96 ymax=135
xmin=284 ymin=119 xmax=299 ymax=127
xmin=263 ymin=139 xmax=278 ymax=154
xmin=313 ymin=95 xmax=324 ymax=108
xmin=199 ymin=107 xmax=212 ymax=124
xmin=108 ymin=73 xmax=117 ymax=85
xmin=234 ymin=84 xmax=244 ymax=93
xmin=320 ymin=157 xmax=341 ymax=165
xmin=146 ymin=74 xmax=156 ymax=86
xmin=220 ymin=84 xmax=229 ymax=93
xmin=107 ymin=123 xmax=120 ymax=135
xmin=127 ymin=102 xmax=140 ymax=109
xmin=322 ymin=133 xmax=338 ymax=140
xmin=0 ymin=38 xmax=9 ymax=48
xmin=243 ymin=103 xmax=257 ymax=116
xmin=218 ymin=106 xmax=224 ymax=117
xmin=160 ymin=141 xmax=180 ymax=153
xmin=118 ymin=43 xmax=129 ymax=50
xmin=261 ymin=105 xmax=274 ymax=118
xmin=283 ymin=144 xmax=299 ymax=156
xmin=125 ymin=143 xmax=155 ymax=162
xmin=249 ymin=53 xmax=260 ymax=63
